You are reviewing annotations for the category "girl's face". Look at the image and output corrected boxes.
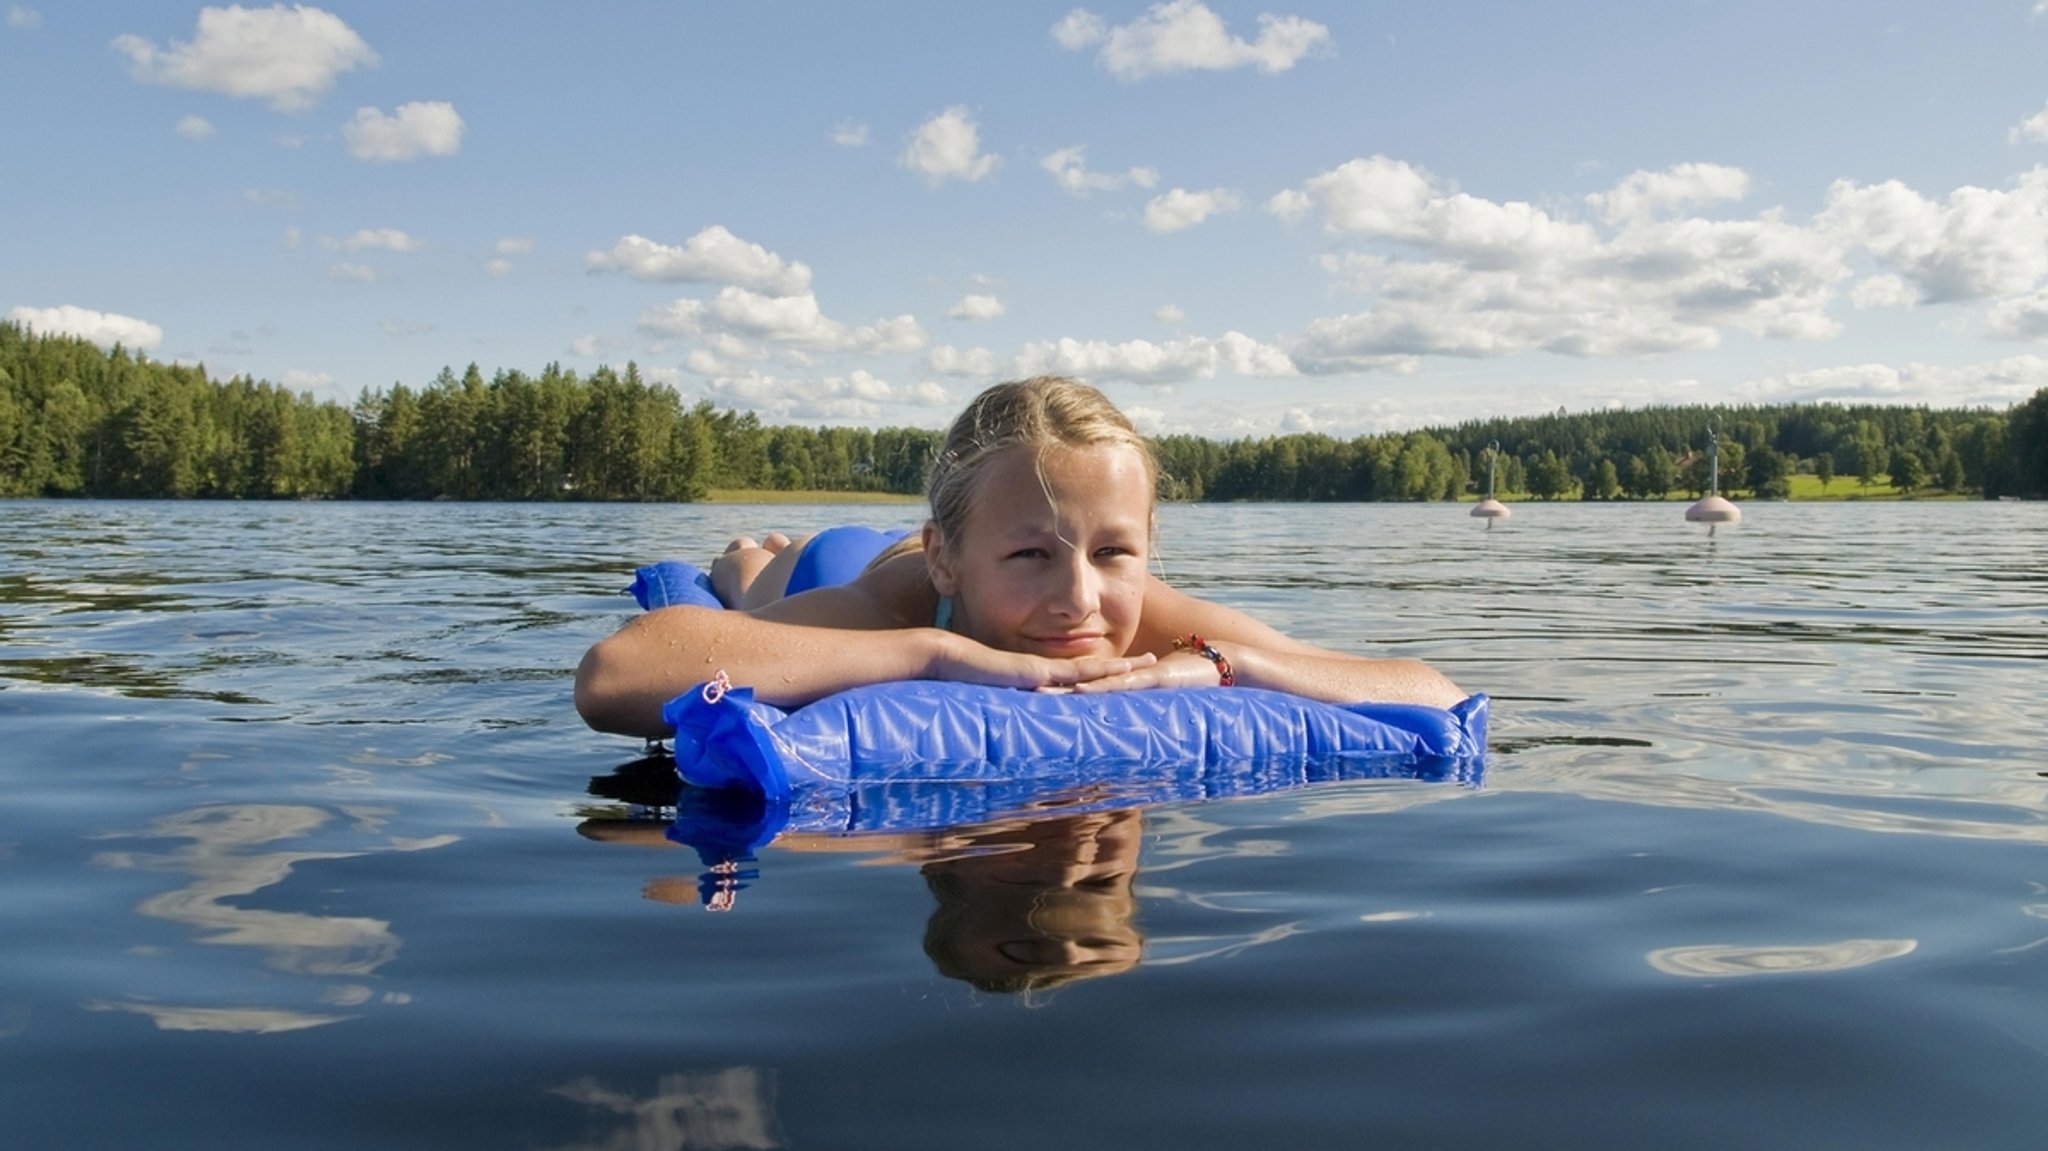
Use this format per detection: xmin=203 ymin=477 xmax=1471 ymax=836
xmin=926 ymin=441 xmax=1152 ymax=660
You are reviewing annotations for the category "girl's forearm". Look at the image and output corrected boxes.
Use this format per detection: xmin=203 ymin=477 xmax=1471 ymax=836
xmin=1220 ymin=643 xmax=1466 ymax=709
xmin=575 ymin=607 xmax=947 ymax=736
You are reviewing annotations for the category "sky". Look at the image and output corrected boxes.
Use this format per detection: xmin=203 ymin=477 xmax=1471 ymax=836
xmin=6 ymin=1 xmax=2048 ymax=439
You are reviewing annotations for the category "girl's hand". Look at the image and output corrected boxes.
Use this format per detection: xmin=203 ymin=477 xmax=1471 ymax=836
xmin=928 ymin=632 xmax=1157 ymax=691
xmin=1063 ymin=651 xmax=1221 ymax=694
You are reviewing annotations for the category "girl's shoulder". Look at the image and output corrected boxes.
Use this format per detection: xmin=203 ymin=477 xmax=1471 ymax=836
xmin=857 ymin=550 xmax=942 ymax=627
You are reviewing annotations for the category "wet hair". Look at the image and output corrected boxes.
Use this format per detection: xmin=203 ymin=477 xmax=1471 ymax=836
xmin=920 ymin=862 xmax=1141 ymax=997
xmin=925 ymin=376 xmax=1158 ymax=556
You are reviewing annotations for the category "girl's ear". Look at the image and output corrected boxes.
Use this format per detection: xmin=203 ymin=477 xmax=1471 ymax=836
xmin=922 ymin=521 xmax=959 ymax=596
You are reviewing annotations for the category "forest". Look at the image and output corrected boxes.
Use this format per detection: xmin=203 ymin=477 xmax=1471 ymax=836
xmin=3 ymin=321 xmax=2044 ymax=502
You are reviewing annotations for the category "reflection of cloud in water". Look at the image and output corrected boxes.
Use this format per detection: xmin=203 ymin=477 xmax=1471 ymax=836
xmin=1647 ymin=938 xmax=1917 ymax=978
xmin=548 ymin=1067 xmax=782 ymax=1151
xmin=82 ymin=1001 xmax=350 ymax=1034
xmin=89 ymin=803 xmax=456 ymax=1031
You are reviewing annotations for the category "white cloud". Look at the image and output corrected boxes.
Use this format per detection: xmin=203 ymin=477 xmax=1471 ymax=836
xmin=1989 ymin=289 xmax=2048 ymax=339
xmin=638 ymin=301 xmax=707 ymax=336
xmin=1059 ymin=1 xmax=1332 ymax=81
xmin=586 ymin=226 xmax=812 ymax=296
xmin=323 ymin=228 xmax=420 ymax=253
xmin=1051 ymin=9 xmax=1106 ymax=50
xmin=484 ymin=237 xmax=530 ymax=277
xmin=1014 ymin=331 xmax=1296 ymax=384
xmin=831 ymin=119 xmax=869 ymax=147
xmin=1040 ymin=146 xmax=1158 ymax=196
xmin=927 ymin=345 xmax=999 ymax=377
xmin=1817 ymin=168 xmax=2048 ymax=302
xmin=1586 ymin=162 xmax=1750 ymax=225
xmin=282 ymin=226 xmax=300 ymax=248
xmin=2011 ymin=101 xmax=2048 ymax=145
xmin=1143 ymin=187 xmax=1241 ymax=233
xmin=326 ymin=263 xmax=377 ymax=282
xmin=1154 ymin=303 xmax=1185 ymax=324
xmin=343 ymin=101 xmax=463 ymax=162
xmin=1731 ymin=356 xmax=2048 ymax=407
xmin=701 ymin=369 xmax=952 ymax=422
xmin=1850 ymin=274 xmax=1915 ymax=310
xmin=639 ymin=287 xmax=928 ymax=355
xmin=381 ymin=319 xmax=433 ymax=336
xmin=1286 ymin=155 xmax=1435 ymax=235
xmin=683 ymin=332 xmax=767 ymax=377
xmin=281 ymin=368 xmax=332 ymax=391
xmin=175 ymin=114 xmax=216 ymax=141
xmin=8 ymin=304 xmax=164 ymax=350
xmin=1276 ymin=157 xmax=1869 ymax=371
xmin=7 ymin=6 xmax=41 ymax=29
xmin=901 ymin=106 xmax=999 ymax=186
xmin=570 ymin=336 xmax=601 ymax=358
xmin=1266 ymin=188 xmax=1313 ymax=225
xmin=112 ymin=5 xmax=376 ymax=113
xmin=947 ymin=294 xmax=1005 ymax=321
xmin=1277 ymin=155 xmax=1602 ymax=263
xmin=1122 ymin=405 xmax=1166 ymax=433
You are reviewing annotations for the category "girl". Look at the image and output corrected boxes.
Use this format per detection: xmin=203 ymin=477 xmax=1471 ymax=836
xmin=575 ymin=377 xmax=1463 ymax=738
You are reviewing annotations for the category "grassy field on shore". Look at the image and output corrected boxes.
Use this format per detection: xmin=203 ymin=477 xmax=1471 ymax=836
xmin=704 ymin=489 xmax=924 ymax=504
xmin=1464 ymin=473 xmax=1976 ymax=503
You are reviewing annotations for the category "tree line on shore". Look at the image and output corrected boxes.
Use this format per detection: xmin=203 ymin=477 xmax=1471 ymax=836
xmin=3 ymin=321 xmax=2043 ymax=502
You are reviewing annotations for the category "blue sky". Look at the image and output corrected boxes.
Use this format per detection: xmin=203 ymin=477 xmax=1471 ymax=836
xmin=6 ymin=1 xmax=2048 ymax=438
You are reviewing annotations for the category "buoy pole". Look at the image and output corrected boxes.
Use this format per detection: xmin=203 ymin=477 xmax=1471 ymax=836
xmin=1471 ymin=438 xmax=1511 ymax=527
xmin=1685 ymin=416 xmax=1741 ymax=535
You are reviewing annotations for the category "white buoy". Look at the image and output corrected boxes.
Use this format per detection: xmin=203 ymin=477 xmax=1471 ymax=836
xmin=1471 ymin=498 xmax=1511 ymax=523
xmin=1686 ymin=418 xmax=1741 ymax=536
xmin=1685 ymin=494 xmax=1741 ymax=524
xmin=1471 ymin=440 xmax=1511 ymax=528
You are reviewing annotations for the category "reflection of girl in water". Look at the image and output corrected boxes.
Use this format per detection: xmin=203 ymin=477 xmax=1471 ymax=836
xmin=578 ymin=771 xmax=1147 ymax=995
xmin=917 ymin=809 xmax=1143 ymax=995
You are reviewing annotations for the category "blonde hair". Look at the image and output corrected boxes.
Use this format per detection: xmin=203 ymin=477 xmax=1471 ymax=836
xmin=926 ymin=376 xmax=1157 ymax=553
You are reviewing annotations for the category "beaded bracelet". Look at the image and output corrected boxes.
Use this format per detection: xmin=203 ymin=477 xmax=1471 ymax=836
xmin=1172 ymin=633 xmax=1235 ymax=687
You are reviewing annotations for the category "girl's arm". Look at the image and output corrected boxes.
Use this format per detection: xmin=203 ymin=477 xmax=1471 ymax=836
xmin=1070 ymin=577 xmax=1466 ymax=709
xmin=575 ymin=560 xmax=1155 ymax=737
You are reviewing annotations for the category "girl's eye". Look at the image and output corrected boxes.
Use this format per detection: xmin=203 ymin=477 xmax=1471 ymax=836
xmin=1007 ymin=547 xmax=1049 ymax=560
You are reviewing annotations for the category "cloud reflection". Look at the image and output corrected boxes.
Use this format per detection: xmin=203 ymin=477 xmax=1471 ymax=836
xmin=1647 ymin=937 xmax=1917 ymax=978
xmin=548 ymin=1067 xmax=782 ymax=1151
xmin=90 ymin=803 xmax=456 ymax=1031
xmin=82 ymin=1001 xmax=350 ymax=1034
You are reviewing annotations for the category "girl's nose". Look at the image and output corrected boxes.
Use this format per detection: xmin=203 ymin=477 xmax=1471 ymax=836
xmin=1051 ymin=553 xmax=1101 ymax=617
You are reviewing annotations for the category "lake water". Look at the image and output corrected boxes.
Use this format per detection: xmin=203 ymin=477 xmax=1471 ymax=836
xmin=3 ymin=498 xmax=2044 ymax=1149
